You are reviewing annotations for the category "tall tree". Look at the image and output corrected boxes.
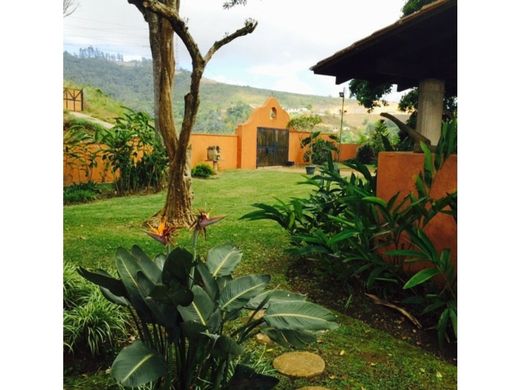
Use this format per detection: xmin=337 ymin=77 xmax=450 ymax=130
xmin=127 ymin=0 xmax=256 ymax=227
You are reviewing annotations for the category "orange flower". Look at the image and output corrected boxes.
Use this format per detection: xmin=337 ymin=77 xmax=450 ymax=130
xmin=190 ymin=210 xmax=225 ymax=238
xmin=146 ymin=219 xmax=176 ymax=245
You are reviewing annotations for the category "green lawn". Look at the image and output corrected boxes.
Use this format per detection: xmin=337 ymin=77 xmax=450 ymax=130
xmin=64 ymin=169 xmax=456 ymax=390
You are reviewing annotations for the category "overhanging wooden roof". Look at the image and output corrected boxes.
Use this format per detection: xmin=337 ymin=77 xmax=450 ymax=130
xmin=311 ymin=0 xmax=457 ymax=94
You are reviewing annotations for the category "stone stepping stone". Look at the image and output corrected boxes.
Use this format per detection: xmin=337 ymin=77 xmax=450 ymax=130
xmin=255 ymin=333 xmax=273 ymax=345
xmin=273 ymin=351 xmax=325 ymax=378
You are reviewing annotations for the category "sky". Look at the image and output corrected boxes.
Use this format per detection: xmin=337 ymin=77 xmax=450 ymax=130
xmin=64 ymin=0 xmax=407 ymax=100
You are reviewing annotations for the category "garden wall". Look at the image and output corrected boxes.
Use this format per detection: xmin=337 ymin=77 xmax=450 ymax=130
xmin=64 ymin=144 xmax=117 ymax=185
xmin=64 ymin=97 xmax=360 ymax=185
xmin=376 ymin=152 xmax=457 ymax=272
xmin=190 ymin=133 xmax=238 ymax=171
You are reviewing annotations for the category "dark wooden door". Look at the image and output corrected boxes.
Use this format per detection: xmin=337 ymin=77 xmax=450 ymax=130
xmin=256 ymin=127 xmax=289 ymax=167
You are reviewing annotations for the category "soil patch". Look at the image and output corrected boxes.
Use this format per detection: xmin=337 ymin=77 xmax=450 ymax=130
xmin=286 ymin=258 xmax=457 ymax=364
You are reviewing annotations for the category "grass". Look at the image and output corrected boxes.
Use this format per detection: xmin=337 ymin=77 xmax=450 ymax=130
xmin=64 ymin=169 xmax=456 ymax=390
xmin=64 ymin=80 xmax=126 ymax=123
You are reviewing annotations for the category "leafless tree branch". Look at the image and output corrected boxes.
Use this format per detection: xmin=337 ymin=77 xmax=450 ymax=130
xmin=204 ymin=18 xmax=258 ymax=63
xmin=63 ymin=0 xmax=78 ymax=17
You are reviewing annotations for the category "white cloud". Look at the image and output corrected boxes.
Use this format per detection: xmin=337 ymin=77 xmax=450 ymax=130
xmin=64 ymin=0 xmax=408 ymax=96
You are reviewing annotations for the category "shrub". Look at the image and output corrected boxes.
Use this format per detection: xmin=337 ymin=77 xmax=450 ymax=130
xmin=79 ymin=219 xmax=338 ymax=389
xmin=63 ymin=182 xmax=100 ymax=204
xmin=242 ymin=120 xmax=458 ymax=344
xmin=355 ymin=143 xmax=376 ymax=164
xmin=64 ymin=262 xmax=129 ymax=357
xmin=191 ymin=163 xmax=215 ymax=178
xmin=96 ymin=108 xmax=168 ymax=194
xmin=301 ymin=131 xmax=339 ymax=165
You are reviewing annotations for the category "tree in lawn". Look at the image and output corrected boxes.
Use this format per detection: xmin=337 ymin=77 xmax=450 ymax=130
xmin=127 ymin=0 xmax=256 ymax=227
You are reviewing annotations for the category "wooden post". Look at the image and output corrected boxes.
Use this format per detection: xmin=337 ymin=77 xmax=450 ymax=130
xmin=416 ymin=79 xmax=445 ymax=146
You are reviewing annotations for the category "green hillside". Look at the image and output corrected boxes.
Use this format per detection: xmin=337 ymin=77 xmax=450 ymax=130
xmin=63 ymin=52 xmax=408 ymax=138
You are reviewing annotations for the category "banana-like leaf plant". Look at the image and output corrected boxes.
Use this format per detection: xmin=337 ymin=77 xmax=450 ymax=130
xmin=79 ymin=242 xmax=338 ymax=389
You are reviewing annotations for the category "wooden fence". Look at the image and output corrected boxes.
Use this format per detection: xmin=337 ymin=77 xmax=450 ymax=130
xmin=63 ymin=88 xmax=83 ymax=112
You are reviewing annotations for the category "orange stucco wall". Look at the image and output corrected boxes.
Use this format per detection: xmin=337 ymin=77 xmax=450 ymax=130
xmin=64 ymin=97 xmax=360 ymax=185
xmin=64 ymin=143 xmax=116 ymax=185
xmin=339 ymin=144 xmax=359 ymax=161
xmin=237 ymin=97 xmax=291 ymax=168
xmin=190 ymin=133 xmax=238 ymax=170
xmin=376 ymin=152 xmax=457 ymax=272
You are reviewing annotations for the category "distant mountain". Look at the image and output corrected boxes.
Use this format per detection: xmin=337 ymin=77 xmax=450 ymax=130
xmin=63 ymin=52 xmax=408 ymax=137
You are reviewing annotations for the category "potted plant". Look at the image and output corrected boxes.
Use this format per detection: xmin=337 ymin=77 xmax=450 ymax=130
xmin=288 ymin=115 xmax=324 ymax=175
xmin=300 ymin=131 xmax=340 ymax=175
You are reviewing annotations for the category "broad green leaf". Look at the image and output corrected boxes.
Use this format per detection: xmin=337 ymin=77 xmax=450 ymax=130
xmin=162 ymin=247 xmax=193 ymax=285
xmin=180 ymin=320 xmax=207 ymax=340
xmin=219 ymin=275 xmax=270 ymax=311
xmin=226 ymin=364 xmax=279 ymax=390
xmin=149 ymin=283 xmax=193 ymax=307
xmin=111 ymin=340 xmax=167 ymax=388
xmin=217 ymin=275 xmax=232 ymax=293
xmin=78 ymin=267 xmax=127 ymax=298
xmin=177 ymin=285 xmax=214 ymax=325
xmin=153 ymin=254 xmax=166 ymax=271
xmin=131 ymin=245 xmax=161 ymax=283
xmin=264 ymin=301 xmax=338 ymax=331
xmin=403 ymin=268 xmax=440 ymax=289
xmin=214 ymin=335 xmax=243 ymax=358
xmin=196 ymin=262 xmax=219 ymax=300
xmin=99 ymin=286 xmax=130 ymax=307
xmin=246 ymin=289 xmax=306 ymax=310
xmin=116 ymin=248 xmax=153 ymax=322
xmin=263 ymin=328 xmax=316 ymax=348
xmin=206 ymin=245 xmax=242 ymax=278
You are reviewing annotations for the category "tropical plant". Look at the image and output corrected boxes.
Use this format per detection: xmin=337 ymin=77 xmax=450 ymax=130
xmin=191 ymin=163 xmax=216 ymax=178
xmin=96 ymin=108 xmax=168 ymax=194
xmin=243 ymin=120 xmax=457 ymax=343
xmin=78 ymin=216 xmax=338 ymax=389
xmin=300 ymin=131 xmax=339 ymax=166
xmin=355 ymin=144 xmax=376 ymax=165
xmin=64 ymin=262 xmax=130 ymax=357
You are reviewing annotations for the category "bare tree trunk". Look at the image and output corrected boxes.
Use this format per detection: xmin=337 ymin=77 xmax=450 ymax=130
xmin=129 ymin=0 xmax=257 ymax=228
xmin=144 ymin=0 xmax=194 ymax=227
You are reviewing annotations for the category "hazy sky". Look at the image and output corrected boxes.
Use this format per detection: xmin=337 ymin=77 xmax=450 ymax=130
xmin=64 ymin=0 xmax=407 ymax=99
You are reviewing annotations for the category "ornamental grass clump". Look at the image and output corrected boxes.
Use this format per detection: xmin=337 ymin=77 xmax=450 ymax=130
xmin=79 ymin=212 xmax=338 ymax=389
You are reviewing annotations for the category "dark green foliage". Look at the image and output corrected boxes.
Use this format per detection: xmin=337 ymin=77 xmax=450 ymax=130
xmin=348 ymin=80 xmax=392 ymax=112
xmin=356 ymin=120 xmax=397 ymax=164
xmin=402 ymin=0 xmax=436 ymax=16
xmin=300 ymin=131 xmax=339 ymax=165
xmin=63 ymin=262 xmax=129 ymax=357
xmin=287 ymin=114 xmax=322 ymax=131
xmin=96 ymin=108 xmax=168 ymax=194
xmin=64 ymin=182 xmax=100 ymax=204
xmin=356 ymin=144 xmax=376 ymax=164
xmin=79 ymin=241 xmax=337 ymax=389
xmin=243 ymin=121 xmax=457 ymax=344
xmin=192 ymin=163 xmax=216 ymax=178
